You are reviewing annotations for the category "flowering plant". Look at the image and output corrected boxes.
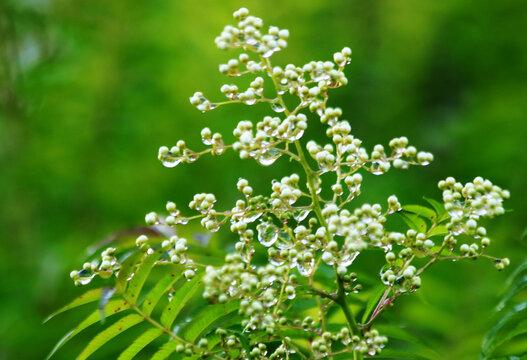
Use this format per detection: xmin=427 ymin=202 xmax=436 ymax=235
xmin=48 ymin=8 xmax=509 ymax=360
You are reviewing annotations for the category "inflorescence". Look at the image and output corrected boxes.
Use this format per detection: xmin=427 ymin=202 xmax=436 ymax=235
xmin=70 ymin=8 xmax=510 ymax=359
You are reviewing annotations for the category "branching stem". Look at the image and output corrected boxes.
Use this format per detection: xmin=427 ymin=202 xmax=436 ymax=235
xmin=262 ymin=54 xmax=363 ymax=360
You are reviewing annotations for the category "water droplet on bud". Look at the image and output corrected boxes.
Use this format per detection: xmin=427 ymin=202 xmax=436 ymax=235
xmin=162 ymin=158 xmax=182 ymax=168
xmin=271 ymin=102 xmax=285 ymax=113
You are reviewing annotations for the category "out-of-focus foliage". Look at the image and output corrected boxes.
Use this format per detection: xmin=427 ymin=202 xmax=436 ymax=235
xmin=0 ymin=0 xmax=525 ymax=359
xmin=481 ymin=260 xmax=527 ymax=358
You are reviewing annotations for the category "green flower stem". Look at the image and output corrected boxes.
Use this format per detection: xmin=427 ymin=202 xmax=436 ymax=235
xmin=334 ymin=266 xmax=361 ymax=335
xmin=263 ymin=55 xmax=363 ymax=359
xmin=363 ymin=286 xmax=392 ymax=329
xmin=273 ymin=267 xmax=290 ymax=316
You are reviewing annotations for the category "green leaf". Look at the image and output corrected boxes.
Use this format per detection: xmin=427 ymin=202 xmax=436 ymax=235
xmin=482 ymin=302 xmax=527 ymax=358
xmin=371 ymin=349 xmax=431 ymax=359
xmin=150 ymin=339 xmax=181 ymax=360
xmin=504 ymin=260 xmax=527 ymax=290
xmin=77 ymin=314 xmax=143 ymax=360
xmin=428 ymin=225 xmax=448 ymax=237
xmin=495 ymin=276 xmax=527 ymax=313
xmin=399 ymin=212 xmax=427 ymax=233
xmin=521 ymin=227 xmax=527 ymax=240
xmin=126 ymin=249 xmax=163 ymax=303
xmin=141 ymin=269 xmax=183 ymax=316
xmin=116 ymin=251 xmax=143 ymax=294
xmin=47 ymin=299 xmax=130 ymax=359
xmin=117 ymin=328 xmax=164 ymax=360
xmin=44 ymin=288 xmax=103 ymax=323
xmin=99 ymin=287 xmax=116 ymax=324
xmin=179 ymin=300 xmax=240 ymax=342
xmin=486 ymin=318 xmax=527 ymax=358
xmin=160 ymin=272 xmax=204 ymax=328
xmin=375 ymin=325 xmax=440 ymax=359
xmin=402 ymin=205 xmax=437 ymax=221
xmin=423 ymin=197 xmax=447 ymax=219
xmin=281 ymin=327 xmax=316 ymax=340
xmin=361 ymin=286 xmax=386 ymax=324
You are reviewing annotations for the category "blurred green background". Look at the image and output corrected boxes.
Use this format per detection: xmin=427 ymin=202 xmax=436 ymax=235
xmin=1 ymin=0 xmax=526 ymax=359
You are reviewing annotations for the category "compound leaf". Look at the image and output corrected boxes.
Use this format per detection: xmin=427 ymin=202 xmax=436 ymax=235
xmin=179 ymin=300 xmax=240 ymax=342
xmin=482 ymin=302 xmax=527 ymax=358
xmin=141 ymin=269 xmax=183 ymax=316
xmin=126 ymin=249 xmax=163 ymax=303
xmin=44 ymin=288 xmax=103 ymax=323
xmin=370 ymin=349 xmax=431 ymax=359
xmin=116 ymin=251 xmax=143 ymax=294
xmin=150 ymin=339 xmax=181 ymax=360
xmin=77 ymin=314 xmax=143 ymax=360
xmin=117 ymin=328 xmax=164 ymax=360
xmin=47 ymin=299 xmax=129 ymax=359
xmin=160 ymin=272 xmax=204 ymax=328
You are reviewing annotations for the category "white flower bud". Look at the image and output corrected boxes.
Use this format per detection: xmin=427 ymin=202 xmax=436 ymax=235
xmin=184 ymin=269 xmax=196 ymax=280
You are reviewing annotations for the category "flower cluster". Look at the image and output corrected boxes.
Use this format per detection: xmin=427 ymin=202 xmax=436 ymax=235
xmin=215 ymin=8 xmax=289 ymax=55
xmin=70 ymin=8 xmax=510 ymax=359
xmin=69 ymin=247 xmax=118 ymax=286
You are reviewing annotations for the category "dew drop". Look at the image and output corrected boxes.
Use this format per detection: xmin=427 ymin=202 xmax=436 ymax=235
xmin=246 ymin=38 xmax=258 ymax=46
xmin=162 ymin=158 xmax=182 ymax=168
xmin=318 ymin=163 xmax=335 ymax=173
xmin=177 ymin=217 xmax=189 ymax=225
xmin=78 ymin=276 xmax=94 ymax=285
xmin=213 ymin=147 xmax=225 ymax=155
xmin=474 ymin=209 xmax=488 ymax=216
xmin=78 ymin=269 xmax=91 ymax=277
xmin=209 ymin=221 xmax=221 ymax=233
xmin=269 ymin=257 xmax=285 ymax=266
xmin=258 ymin=147 xmax=281 ymax=166
xmin=258 ymin=156 xmax=278 ymax=166
xmin=294 ymin=209 xmax=311 ymax=222
xmin=257 ymin=222 xmax=278 ymax=247
xmin=271 ymin=102 xmax=285 ymax=113
xmin=264 ymin=298 xmax=278 ymax=307
xmin=313 ymin=74 xmax=329 ymax=82
xmin=288 ymin=130 xmax=304 ymax=141
xmin=297 ymin=261 xmax=314 ymax=276
xmin=448 ymin=209 xmax=464 ymax=220
xmin=339 ymin=252 xmax=359 ymax=266
xmin=244 ymin=98 xmax=257 ymax=105
xmin=276 ymin=230 xmax=294 ymax=249
xmin=262 ymin=49 xmax=275 ymax=58
xmin=245 ymin=212 xmax=263 ymax=223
